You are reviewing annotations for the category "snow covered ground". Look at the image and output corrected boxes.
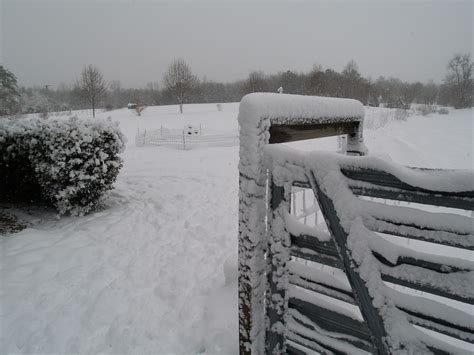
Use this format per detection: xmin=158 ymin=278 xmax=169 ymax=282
xmin=1 ymin=103 xmax=472 ymax=354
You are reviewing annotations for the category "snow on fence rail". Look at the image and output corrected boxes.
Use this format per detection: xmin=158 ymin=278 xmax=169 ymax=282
xmin=135 ymin=125 xmax=238 ymax=149
xmin=237 ymin=93 xmax=474 ymax=354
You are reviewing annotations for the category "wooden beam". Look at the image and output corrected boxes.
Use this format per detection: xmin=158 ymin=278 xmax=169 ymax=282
xmin=269 ymin=121 xmax=359 ymax=144
xmin=288 ymin=298 xmax=374 ymax=349
xmin=342 ymin=167 xmax=474 ymax=210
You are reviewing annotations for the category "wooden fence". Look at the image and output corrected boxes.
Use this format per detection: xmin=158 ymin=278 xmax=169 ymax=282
xmin=135 ymin=125 xmax=238 ymax=149
xmin=237 ymin=93 xmax=473 ymax=354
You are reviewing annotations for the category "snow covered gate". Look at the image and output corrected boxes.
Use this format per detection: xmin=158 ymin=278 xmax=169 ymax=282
xmin=237 ymin=93 xmax=474 ymax=354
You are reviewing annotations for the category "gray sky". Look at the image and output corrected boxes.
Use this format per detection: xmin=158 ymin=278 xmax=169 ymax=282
xmin=1 ymin=0 xmax=473 ymax=88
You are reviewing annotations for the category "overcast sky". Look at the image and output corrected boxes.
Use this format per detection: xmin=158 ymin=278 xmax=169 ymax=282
xmin=1 ymin=0 xmax=472 ymax=88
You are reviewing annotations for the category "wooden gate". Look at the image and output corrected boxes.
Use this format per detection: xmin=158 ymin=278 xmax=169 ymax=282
xmin=237 ymin=93 xmax=473 ymax=354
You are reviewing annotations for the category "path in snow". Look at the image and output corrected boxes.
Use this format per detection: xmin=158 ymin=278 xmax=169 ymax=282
xmin=1 ymin=143 xmax=239 ymax=354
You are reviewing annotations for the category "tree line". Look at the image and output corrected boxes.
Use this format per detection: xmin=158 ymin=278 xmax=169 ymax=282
xmin=1 ymin=53 xmax=472 ymax=117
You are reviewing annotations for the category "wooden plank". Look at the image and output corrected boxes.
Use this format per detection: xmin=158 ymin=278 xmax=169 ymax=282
xmin=400 ymin=308 xmax=474 ymax=343
xmin=290 ymin=234 xmax=342 ymax=268
xmin=290 ymin=246 xmax=344 ymax=269
xmin=287 ymin=331 xmax=339 ymax=354
xmin=373 ymin=251 xmax=470 ymax=273
xmin=342 ymin=167 xmax=474 ymax=210
xmin=309 ymin=172 xmax=390 ymax=354
xmin=349 ymin=184 xmax=474 ymax=211
xmin=289 ymin=274 xmax=356 ymax=305
xmin=290 ymin=233 xmax=474 ymax=304
xmin=366 ymin=218 xmax=474 ymax=250
xmin=289 ymin=261 xmax=355 ymax=304
xmin=286 ymin=342 xmax=310 ymax=355
xmin=269 ymin=121 xmax=359 ymax=144
xmin=291 ymin=268 xmax=473 ymax=342
xmin=288 ymin=299 xmax=374 ymax=352
xmin=293 ymin=183 xmax=473 ymax=250
xmin=289 ymin=295 xmax=368 ymax=342
xmin=380 ymin=272 xmax=474 ymax=305
xmin=266 ymin=183 xmax=290 ymax=353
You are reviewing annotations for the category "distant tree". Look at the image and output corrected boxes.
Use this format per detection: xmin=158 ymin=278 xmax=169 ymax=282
xmin=278 ymin=70 xmax=304 ymax=94
xmin=242 ymin=71 xmax=269 ymax=95
xmin=194 ymin=81 xmax=230 ymax=103
xmin=400 ymin=82 xmax=423 ymax=108
xmin=0 ymin=65 xmax=21 ymax=116
xmin=444 ymin=53 xmax=473 ymax=108
xmin=342 ymin=60 xmax=361 ymax=82
xmin=341 ymin=60 xmax=369 ymax=103
xmin=77 ymin=65 xmax=106 ymax=118
xmin=107 ymin=80 xmax=123 ymax=109
xmin=132 ymin=94 xmax=147 ymax=116
xmin=25 ymin=88 xmax=51 ymax=117
xmin=419 ymin=80 xmax=438 ymax=105
xmin=163 ymin=58 xmax=197 ymax=114
xmin=374 ymin=76 xmax=406 ymax=107
xmin=145 ymin=82 xmax=161 ymax=105
xmin=322 ymin=69 xmax=344 ymax=97
xmin=438 ymin=82 xmax=456 ymax=107
xmin=305 ymin=65 xmax=325 ymax=96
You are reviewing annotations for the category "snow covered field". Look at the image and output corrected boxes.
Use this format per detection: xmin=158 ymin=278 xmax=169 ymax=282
xmin=1 ymin=103 xmax=472 ymax=354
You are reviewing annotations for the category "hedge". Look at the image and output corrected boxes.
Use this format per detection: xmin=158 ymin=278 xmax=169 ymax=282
xmin=0 ymin=116 xmax=126 ymax=215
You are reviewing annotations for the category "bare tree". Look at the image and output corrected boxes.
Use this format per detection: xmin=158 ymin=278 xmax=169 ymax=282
xmin=133 ymin=95 xmax=146 ymax=116
xmin=340 ymin=60 xmax=371 ymax=103
xmin=145 ymin=81 xmax=161 ymax=105
xmin=78 ymin=65 xmax=106 ymax=118
xmin=241 ymin=71 xmax=269 ymax=95
xmin=444 ymin=53 xmax=473 ymax=108
xmin=163 ymin=58 xmax=197 ymax=114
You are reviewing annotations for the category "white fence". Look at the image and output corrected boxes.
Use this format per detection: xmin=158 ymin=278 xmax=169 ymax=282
xmin=135 ymin=125 xmax=238 ymax=149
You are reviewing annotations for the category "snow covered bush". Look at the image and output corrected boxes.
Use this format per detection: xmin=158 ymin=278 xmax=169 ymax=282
xmin=0 ymin=116 xmax=126 ymax=215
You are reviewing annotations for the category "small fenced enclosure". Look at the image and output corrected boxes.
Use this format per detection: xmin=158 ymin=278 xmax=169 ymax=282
xmin=237 ymin=93 xmax=473 ymax=354
xmin=135 ymin=124 xmax=238 ymax=149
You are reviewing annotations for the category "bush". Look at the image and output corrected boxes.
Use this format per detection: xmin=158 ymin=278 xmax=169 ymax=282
xmin=0 ymin=116 xmax=126 ymax=215
xmin=438 ymin=108 xmax=449 ymax=115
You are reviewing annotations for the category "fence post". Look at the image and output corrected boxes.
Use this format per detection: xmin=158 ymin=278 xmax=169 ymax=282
xmin=347 ymin=122 xmax=367 ymax=156
xmin=266 ymin=182 xmax=291 ymax=354
xmin=143 ymin=129 xmax=147 ymax=146
xmin=182 ymin=131 xmax=186 ymax=150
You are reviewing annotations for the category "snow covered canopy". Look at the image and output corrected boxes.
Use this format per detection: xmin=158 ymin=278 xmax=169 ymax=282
xmin=237 ymin=93 xmax=366 ymax=353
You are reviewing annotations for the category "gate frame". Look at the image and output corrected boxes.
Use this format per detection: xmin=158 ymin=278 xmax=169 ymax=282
xmin=237 ymin=93 xmax=366 ymax=354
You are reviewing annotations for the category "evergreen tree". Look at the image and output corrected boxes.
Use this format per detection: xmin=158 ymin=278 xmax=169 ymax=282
xmin=0 ymin=66 xmax=21 ymax=116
